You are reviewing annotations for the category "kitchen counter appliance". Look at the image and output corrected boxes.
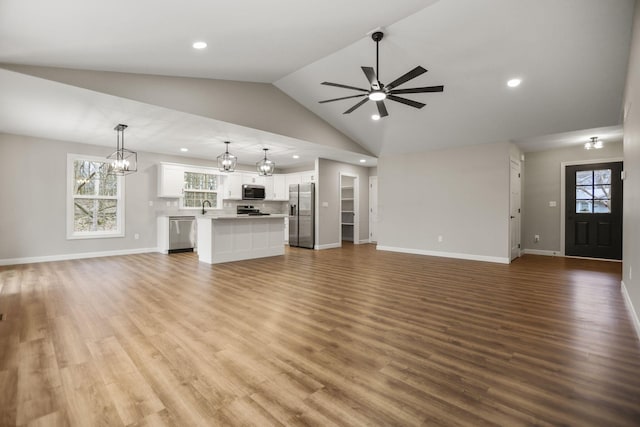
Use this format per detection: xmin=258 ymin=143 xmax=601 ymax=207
xmin=237 ymin=205 xmax=271 ymax=216
xmin=289 ymin=183 xmax=315 ymax=249
xmin=168 ymin=216 xmax=196 ymax=253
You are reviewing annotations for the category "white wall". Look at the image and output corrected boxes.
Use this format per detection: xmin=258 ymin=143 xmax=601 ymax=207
xmin=522 ymin=142 xmax=623 ymax=253
xmin=2 ymin=64 xmax=372 ymax=157
xmin=377 ymin=141 xmax=511 ymax=263
xmin=622 ymin=1 xmax=640 ymax=335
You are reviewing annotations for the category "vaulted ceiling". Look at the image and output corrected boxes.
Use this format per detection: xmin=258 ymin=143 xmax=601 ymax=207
xmin=0 ymin=0 xmax=634 ymax=163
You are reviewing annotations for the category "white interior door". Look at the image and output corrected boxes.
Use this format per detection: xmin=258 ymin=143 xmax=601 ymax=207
xmin=510 ymin=158 xmax=521 ymax=261
xmin=369 ymin=176 xmax=378 ymax=243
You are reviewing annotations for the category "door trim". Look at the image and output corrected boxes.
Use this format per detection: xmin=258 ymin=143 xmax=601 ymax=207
xmin=559 ymin=157 xmax=623 ymax=256
xmin=339 ymin=173 xmax=359 ymax=245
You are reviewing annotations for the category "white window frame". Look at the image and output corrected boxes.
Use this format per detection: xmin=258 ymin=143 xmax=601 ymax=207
xmin=67 ymin=153 xmax=125 ymax=239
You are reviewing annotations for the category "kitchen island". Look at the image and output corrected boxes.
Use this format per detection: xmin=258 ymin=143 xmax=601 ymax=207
xmin=196 ymin=214 xmax=286 ymax=264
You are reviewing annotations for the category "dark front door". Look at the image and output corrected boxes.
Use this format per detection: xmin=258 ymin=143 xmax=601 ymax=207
xmin=565 ymin=162 xmax=623 ymax=259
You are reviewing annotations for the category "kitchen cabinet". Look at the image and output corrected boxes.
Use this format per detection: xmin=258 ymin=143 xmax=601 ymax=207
xmin=158 ymin=163 xmax=185 ymax=198
xmin=273 ymin=174 xmax=288 ymax=200
xmin=286 ymin=173 xmax=301 ymax=188
xmin=224 ymin=173 xmax=243 ymax=199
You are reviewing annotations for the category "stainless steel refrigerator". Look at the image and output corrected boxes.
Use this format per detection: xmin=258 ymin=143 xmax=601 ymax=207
xmin=289 ymin=183 xmax=315 ymax=248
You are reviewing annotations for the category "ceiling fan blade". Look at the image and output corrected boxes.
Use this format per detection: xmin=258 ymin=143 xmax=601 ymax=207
xmin=389 ymin=85 xmax=444 ymax=94
xmin=321 ymin=81 xmax=369 ymax=92
xmin=387 ymin=95 xmax=426 ymax=109
xmin=344 ymin=98 xmax=369 ymax=114
xmin=361 ymin=66 xmax=379 ymax=89
xmin=376 ymin=101 xmax=388 ymax=117
xmin=319 ymin=94 xmax=367 ymax=104
xmin=386 ymin=66 xmax=427 ymax=90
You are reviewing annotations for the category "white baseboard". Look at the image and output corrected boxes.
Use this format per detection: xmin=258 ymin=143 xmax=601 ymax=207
xmin=314 ymin=242 xmax=341 ymax=250
xmin=621 ymin=281 xmax=640 ymax=341
xmin=355 ymin=239 xmax=371 ymax=245
xmin=0 ymin=247 xmax=159 ymax=266
xmin=522 ymin=249 xmax=561 ymax=256
xmin=376 ymin=245 xmax=510 ymax=264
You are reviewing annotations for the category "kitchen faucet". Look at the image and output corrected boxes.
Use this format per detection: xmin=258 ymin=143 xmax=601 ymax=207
xmin=202 ymin=200 xmax=212 ymax=214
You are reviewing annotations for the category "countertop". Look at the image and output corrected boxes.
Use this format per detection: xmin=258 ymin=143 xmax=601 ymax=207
xmin=198 ymin=214 xmax=288 ymax=220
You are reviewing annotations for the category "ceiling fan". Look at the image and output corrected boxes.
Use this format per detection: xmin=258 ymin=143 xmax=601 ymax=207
xmin=319 ymin=31 xmax=444 ymax=119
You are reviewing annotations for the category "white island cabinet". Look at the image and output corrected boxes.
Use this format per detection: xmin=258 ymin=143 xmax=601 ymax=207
xmin=196 ymin=215 xmax=286 ymax=264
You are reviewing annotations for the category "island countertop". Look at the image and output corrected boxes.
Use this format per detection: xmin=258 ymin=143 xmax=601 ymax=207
xmin=196 ymin=215 xmax=285 ymax=264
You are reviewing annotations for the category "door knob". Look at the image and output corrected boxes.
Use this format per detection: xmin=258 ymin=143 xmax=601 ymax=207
xmin=510 ymin=216 xmax=515 ymax=219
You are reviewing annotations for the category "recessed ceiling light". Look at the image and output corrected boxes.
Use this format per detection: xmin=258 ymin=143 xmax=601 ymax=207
xmin=507 ymin=78 xmax=522 ymax=88
xmin=372 ymin=114 xmax=381 ymax=121
xmin=292 ymin=155 xmax=300 ymax=159
xmin=192 ymin=41 xmax=207 ymax=49
xmin=180 ymin=148 xmax=189 ymax=152
xmin=359 ymin=159 xmax=366 ymax=163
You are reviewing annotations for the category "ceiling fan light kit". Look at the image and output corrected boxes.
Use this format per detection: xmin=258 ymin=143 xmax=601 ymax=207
xmin=319 ymin=31 xmax=444 ymax=119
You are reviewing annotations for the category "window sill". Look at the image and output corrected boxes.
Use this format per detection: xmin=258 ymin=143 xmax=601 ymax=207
xmin=67 ymin=231 xmax=125 ymax=240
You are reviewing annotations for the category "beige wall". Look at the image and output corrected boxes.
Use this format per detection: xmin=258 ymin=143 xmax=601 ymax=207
xmin=377 ymin=141 xmax=511 ymax=262
xmin=316 ymin=158 xmax=370 ymax=247
xmin=2 ymin=64 xmax=371 ymax=157
xmin=522 ymin=142 xmax=624 ymax=253
xmin=622 ymin=1 xmax=640 ymax=334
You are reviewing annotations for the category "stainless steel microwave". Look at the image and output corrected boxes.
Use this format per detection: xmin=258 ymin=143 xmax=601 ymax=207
xmin=242 ymin=184 xmax=265 ymax=200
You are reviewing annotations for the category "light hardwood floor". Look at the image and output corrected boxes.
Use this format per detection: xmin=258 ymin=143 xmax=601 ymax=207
xmin=1 ymin=245 xmax=639 ymax=426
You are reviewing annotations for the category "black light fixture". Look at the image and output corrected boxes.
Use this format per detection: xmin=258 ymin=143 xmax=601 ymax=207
xmin=256 ymin=148 xmax=275 ymax=176
xmin=217 ymin=141 xmax=237 ymax=172
xmin=107 ymin=124 xmax=137 ymax=175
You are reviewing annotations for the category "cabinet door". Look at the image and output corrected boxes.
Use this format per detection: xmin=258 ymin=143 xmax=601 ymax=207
xmin=158 ymin=164 xmax=185 ymax=198
xmin=300 ymin=172 xmax=315 ymax=184
xmin=273 ymin=175 xmax=287 ymax=200
xmin=286 ymin=173 xmax=301 ymax=188
xmin=263 ymin=176 xmax=275 ymax=200
xmin=225 ymin=173 xmax=243 ymax=199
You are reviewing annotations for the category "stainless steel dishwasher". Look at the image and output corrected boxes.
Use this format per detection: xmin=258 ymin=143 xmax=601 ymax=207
xmin=168 ymin=216 xmax=196 ymax=253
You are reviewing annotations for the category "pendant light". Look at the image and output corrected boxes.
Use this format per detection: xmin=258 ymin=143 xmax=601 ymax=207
xmin=256 ymin=148 xmax=275 ymax=176
xmin=217 ymin=141 xmax=237 ymax=172
xmin=107 ymin=124 xmax=137 ymax=175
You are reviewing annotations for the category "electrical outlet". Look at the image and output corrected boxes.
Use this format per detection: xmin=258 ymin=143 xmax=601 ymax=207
xmin=534 ymin=234 xmax=540 ymax=243
xmin=134 ymin=233 xmax=140 ymax=240
xmin=437 ymin=235 xmax=443 ymax=243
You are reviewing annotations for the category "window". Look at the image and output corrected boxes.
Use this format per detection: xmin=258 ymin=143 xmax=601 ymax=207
xmin=67 ymin=154 xmax=124 ymax=239
xmin=182 ymin=171 xmax=219 ymax=208
xmin=575 ymin=169 xmax=611 ymax=214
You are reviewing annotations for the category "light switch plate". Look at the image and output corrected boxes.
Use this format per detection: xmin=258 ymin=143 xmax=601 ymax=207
xmin=322 ymin=201 xmax=329 ymax=208
xmin=549 ymin=201 xmax=557 ymax=207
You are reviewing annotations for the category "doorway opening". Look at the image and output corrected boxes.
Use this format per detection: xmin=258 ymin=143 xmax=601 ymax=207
xmin=510 ymin=157 xmax=522 ymax=261
xmin=340 ymin=174 xmax=359 ymax=245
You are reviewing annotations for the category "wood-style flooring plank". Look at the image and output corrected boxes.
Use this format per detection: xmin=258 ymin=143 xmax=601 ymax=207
xmin=0 ymin=246 xmax=639 ymax=426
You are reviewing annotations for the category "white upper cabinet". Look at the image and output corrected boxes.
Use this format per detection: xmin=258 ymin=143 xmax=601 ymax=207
xmin=158 ymin=163 xmax=185 ymax=198
xmin=273 ymin=174 xmax=288 ymax=200
xmin=224 ymin=173 xmax=243 ymax=199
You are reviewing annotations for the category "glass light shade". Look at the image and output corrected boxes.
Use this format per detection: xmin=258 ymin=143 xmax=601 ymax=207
xmin=107 ymin=124 xmax=137 ymax=175
xmin=217 ymin=142 xmax=237 ymax=172
xmin=369 ymin=90 xmax=386 ymax=101
xmin=256 ymin=149 xmax=275 ymax=176
xmin=584 ymin=142 xmax=593 ymax=150
xmin=107 ymin=148 xmax=137 ymax=175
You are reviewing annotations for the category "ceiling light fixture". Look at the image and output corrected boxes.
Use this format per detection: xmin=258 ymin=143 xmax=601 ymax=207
xmin=584 ymin=136 xmax=603 ymax=150
xmin=359 ymin=159 xmax=366 ymax=163
xmin=192 ymin=41 xmax=207 ymax=49
xmin=217 ymin=141 xmax=237 ymax=172
xmin=371 ymin=114 xmax=381 ymax=121
xmin=180 ymin=148 xmax=189 ymax=152
xmin=507 ymin=78 xmax=522 ymax=88
xmin=368 ymin=90 xmax=386 ymax=101
xmin=107 ymin=124 xmax=137 ymax=175
xmin=292 ymin=155 xmax=300 ymax=159
xmin=257 ymin=148 xmax=275 ymax=176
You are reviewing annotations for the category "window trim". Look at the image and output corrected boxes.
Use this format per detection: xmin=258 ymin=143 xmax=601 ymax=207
xmin=66 ymin=153 xmax=125 ymax=240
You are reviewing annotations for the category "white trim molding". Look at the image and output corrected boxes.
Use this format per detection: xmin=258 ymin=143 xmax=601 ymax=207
xmin=0 ymin=247 xmax=158 ymax=266
xmin=621 ymin=281 xmax=640 ymax=341
xmin=315 ymin=242 xmax=341 ymax=250
xmin=522 ymin=249 xmax=561 ymax=256
xmin=376 ymin=245 xmax=510 ymax=264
